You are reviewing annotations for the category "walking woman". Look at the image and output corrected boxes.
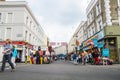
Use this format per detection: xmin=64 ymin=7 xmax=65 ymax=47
xmin=11 ymin=45 xmax=18 ymax=68
xmin=0 ymin=39 xmax=15 ymax=72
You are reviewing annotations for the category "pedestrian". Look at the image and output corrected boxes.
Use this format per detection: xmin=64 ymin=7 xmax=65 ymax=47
xmin=11 ymin=45 xmax=18 ymax=68
xmin=0 ymin=39 xmax=15 ymax=72
xmin=25 ymin=47 xmax=28 ymax=64
xmin=85 ymin=53 xmax=89 ymax=63
xmin=73 ymin=52 xmax=78 ymax=65
xmin=94 ymin=50 xmax=100 ymax=65
xmin=30 ymin=49 xmax=34 ymax=64
xmin=44 ymin=55 xmax=48 ymax=64
xmin=35 ymin=46 xmax=41 ymax=64
xmin=33 ymin=50 xmax=36 ymax=64
xmin=88 ymin=52 xmax=93 ymax=64
xmin=82 ymin=51 xmax=87 ymax=65
xmin=78 ymin=54 xmax=82 ymax=63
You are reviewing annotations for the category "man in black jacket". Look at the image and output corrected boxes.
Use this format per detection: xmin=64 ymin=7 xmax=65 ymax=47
xmin=36 ymin=46 xmax=41 ymax=64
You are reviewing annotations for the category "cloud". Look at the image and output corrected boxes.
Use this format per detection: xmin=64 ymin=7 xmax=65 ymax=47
xmin=7 ymin=0 xmax=89 ymax=43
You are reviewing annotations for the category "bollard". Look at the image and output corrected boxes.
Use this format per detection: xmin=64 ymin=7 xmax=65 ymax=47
xmin=40 ymin=57 xmax=43 ymax=64
xmin=30 ymin=57 xmax=32 ymax=64
xmin=25 ymin=56 xmax=28 ymax=64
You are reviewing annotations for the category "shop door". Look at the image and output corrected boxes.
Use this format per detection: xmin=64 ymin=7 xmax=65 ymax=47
xmin=109 ymin=38 xmax=118 ymax=62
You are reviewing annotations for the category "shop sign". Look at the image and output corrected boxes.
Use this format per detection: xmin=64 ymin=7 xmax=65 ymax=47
xmin=92 ymin=38 xmax=98 ymax=47
xmin=12 ymin=41 xmax=24 ymax=45
xmin=90 ymin=35 xmax=98 ymax=40
xmin=17 ymin=45 xmax=23 ymax=48
xmin=87 ymin=40 xmax=94 ymax=45
xmin=98 ymin=42 xmax=104 ymax=48
xmin=25 ymin=44 xmax=33 ymax=49
xmin=0 ymin=41 xmax=5 ymax=45
xmin=102 ymin=48 xmax=110 ymax=57
xmin=0 ymin=41 xmax=25 ymax=45
xmin=84 ymin=35 xmax=98 ymax=46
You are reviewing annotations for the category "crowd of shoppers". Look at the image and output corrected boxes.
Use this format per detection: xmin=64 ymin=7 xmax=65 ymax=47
xmin=28 ymin=46 xmax=56 ymax=65
xmin=69 ymin=48 xmax=113 ymax=65
xmin=0 ymin=39 xmax=57 ymax=72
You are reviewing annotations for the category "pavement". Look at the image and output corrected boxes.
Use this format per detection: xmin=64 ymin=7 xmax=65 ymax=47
xmin=0 ymin=60 xmax=120 ymax=80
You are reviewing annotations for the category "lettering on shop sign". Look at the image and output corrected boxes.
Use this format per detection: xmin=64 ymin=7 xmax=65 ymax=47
xmin=109 ymin=32 xmax=113 ymax=35
xmin=17 ymin=45 xmax=23 ymax=48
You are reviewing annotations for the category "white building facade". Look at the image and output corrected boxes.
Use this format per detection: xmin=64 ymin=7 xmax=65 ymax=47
xmin=54 ymin=46 xmax=67 ymax=55
xmin=0 ymin=1 xmax=47 ymax=62
xmin=68 ymin=21 xmax=85 ymax=53
xmin=82 ymin=0 xmax=120 ymax=63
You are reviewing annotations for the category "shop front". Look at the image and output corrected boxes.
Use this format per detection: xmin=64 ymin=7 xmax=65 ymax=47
xmin=104 ymin=26 xmax=120 ymax=63
xmin=82 ymin=26 xmax=120 ymax=63
xmin=0 ymin=41 xmax=33 ymax=62
xmin=82 ymin=30 xmax=105 ymax=61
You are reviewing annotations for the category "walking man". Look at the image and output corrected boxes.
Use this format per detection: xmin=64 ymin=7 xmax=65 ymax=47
xmin=0 ymin=39 xmax=15 ymax=72
xmin=36 ymin=46 xmax=41 ymax=64
xmin=73 ymin=52 xmax=78 ymax=65
xmin=82 ymin=51 xmax=87 ymax=65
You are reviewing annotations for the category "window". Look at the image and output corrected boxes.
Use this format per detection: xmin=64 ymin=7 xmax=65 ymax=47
xmin=30 ymin=21 xmax=32 ymax=29
xmin=84 ymin=32 xmax=87 ymax=40
xmin=96 ymin=2 xmax=101 ymax=16
xmin=89 ymin=14 xmax=92 ymax=23
xmin=35 ymin=39 xmax=37 ymax=45
xmin=7 ymin=13 xmax=13 ymax=23
xmin=29 ymin=34 xmax=31 ymax=43
xmin=25 ymin=31 xmax=28 ymax=41
xmin=99 ymin=20 xmax=102 ymax=30
xmin=6 ymin=28 xmax=12 ymax=39
xmin=0 ymin=30 xmax=2 ymax=40
xmin=91 ymin=10 xmax=94 ymax=21
xmin=88 ymin=29 xmax=91 ymax=38
xmin=87 ymin=16 xmax=90 ymax=25
xmin=32 ymin=36 xmax=34 ymax=44
xmin=0 ymin=13 xmax=2 ymax=22
xmin=92 ymin=26 xmax=95 ymax=35
xmin=97 ymin=20 xmax=103 ymax=31
xmin=26 ymin=17 xmax=28 ymax=25
xmin=34 ymin=26 xmax=36 ymax=32
xmin=89 ymin=29 xmax=91 ymax=37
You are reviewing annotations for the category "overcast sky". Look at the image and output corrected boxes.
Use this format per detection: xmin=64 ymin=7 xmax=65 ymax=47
xmin=7 ymin=0 xmax=90 ymax=43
